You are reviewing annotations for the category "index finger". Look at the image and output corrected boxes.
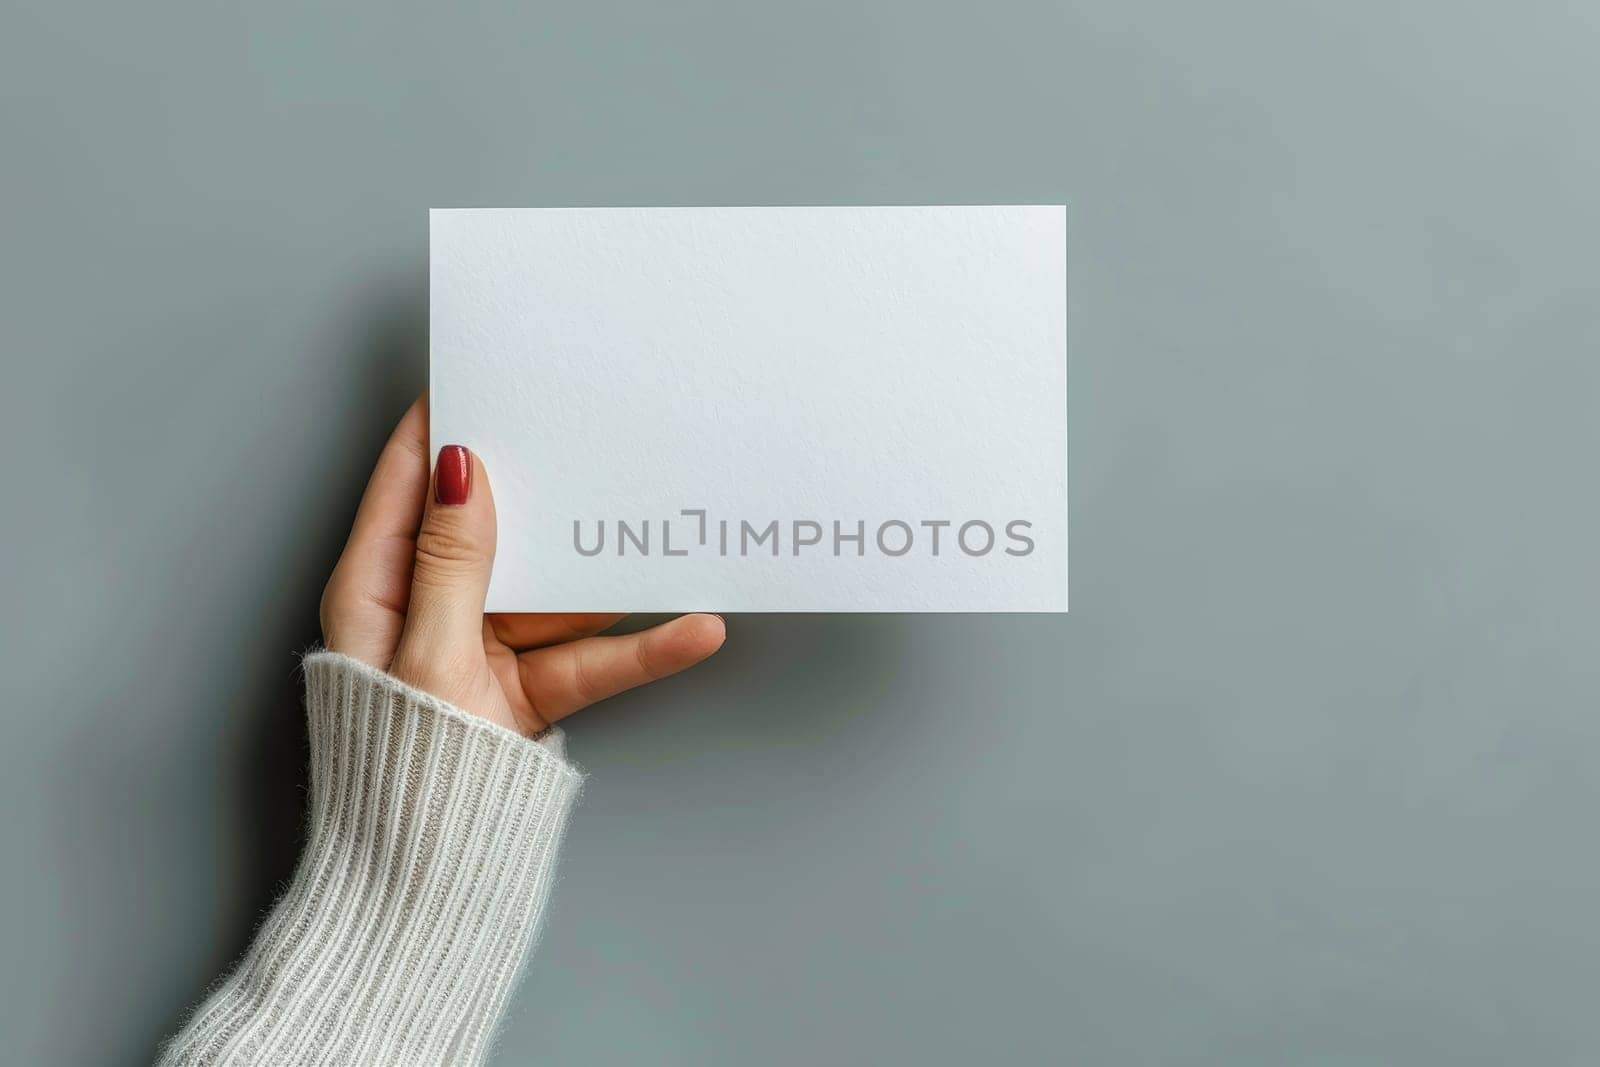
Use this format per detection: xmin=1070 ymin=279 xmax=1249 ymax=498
xmin=345 ymin=393 xmax=431 ymax=552
xmin=321 ymin=394 xmax=431 ymax=663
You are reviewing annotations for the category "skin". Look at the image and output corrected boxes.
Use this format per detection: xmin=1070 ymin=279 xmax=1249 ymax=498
xmin=320 ymin=394 xmax=726 ymax=734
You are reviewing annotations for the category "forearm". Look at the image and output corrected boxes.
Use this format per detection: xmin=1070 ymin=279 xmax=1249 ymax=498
xmin=160 ymin=652 xmax=584 ymax=1066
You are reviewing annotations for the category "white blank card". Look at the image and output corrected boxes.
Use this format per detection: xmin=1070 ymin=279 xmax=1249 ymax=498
xmin=430 ymin=206 xmax=1066 ymax=613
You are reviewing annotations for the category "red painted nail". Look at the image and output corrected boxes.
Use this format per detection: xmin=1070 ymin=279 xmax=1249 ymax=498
xmin=435 ymin=445 xmax=471 ymax=506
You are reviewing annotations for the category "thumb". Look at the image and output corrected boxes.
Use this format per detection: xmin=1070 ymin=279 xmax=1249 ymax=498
xmin=392 ymin=444 xmax=496 ymax=694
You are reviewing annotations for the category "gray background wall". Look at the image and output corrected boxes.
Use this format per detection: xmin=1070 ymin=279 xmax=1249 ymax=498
xmin=3 ymin=1 xmax=1598 ymax=1063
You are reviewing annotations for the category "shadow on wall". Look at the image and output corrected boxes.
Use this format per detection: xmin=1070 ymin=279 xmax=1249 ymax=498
xmin=574 ymin=610 xmax=917 ymax=782
xmin=149 ymin=300 xmax=428 ymax=1057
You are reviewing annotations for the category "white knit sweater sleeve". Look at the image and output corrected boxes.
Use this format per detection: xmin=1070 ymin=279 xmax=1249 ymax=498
xmin=159 ymin=651 xmax=585 ymax=1066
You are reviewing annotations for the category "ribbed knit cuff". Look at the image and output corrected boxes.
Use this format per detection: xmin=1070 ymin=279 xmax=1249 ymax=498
xmin=160 ymin=652 xmax=584 ymax=1066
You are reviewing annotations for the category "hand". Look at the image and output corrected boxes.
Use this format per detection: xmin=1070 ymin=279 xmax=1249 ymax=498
xmin=319 ymin=394 xmax=726 ymax=735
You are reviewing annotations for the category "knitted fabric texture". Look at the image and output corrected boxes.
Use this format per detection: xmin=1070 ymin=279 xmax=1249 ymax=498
xmin=159 ymin=651 xmax=584 ymax=1066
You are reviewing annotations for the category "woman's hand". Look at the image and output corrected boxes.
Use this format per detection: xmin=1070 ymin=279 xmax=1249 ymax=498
xmin=319 ymin=394 xmax=726 ymax=735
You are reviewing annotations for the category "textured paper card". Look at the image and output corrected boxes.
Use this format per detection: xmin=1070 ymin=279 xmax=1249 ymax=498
xmin=431 ymin=206 xmax=1066 ymax=612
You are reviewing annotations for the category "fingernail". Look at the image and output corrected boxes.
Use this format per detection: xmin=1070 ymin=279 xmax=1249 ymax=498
xmin=436 ymin=445 xmax=471 ymax=506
